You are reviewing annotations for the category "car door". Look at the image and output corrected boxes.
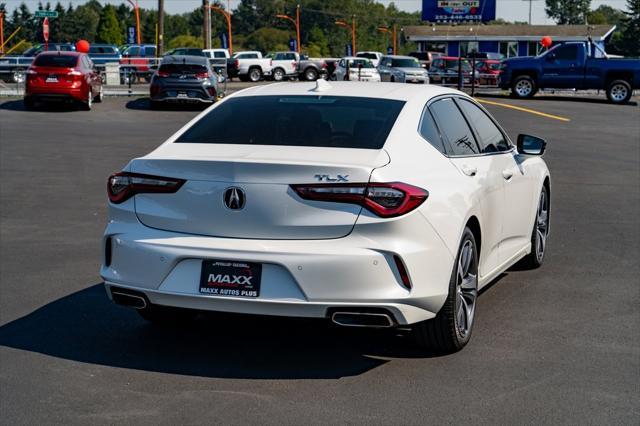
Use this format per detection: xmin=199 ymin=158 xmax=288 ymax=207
xmin=429 ymin=97 xmax=504 ymax=278
xmin=335 ymin=59 xmax=346 ymax=80
xmin=540 ymin=43 xmax=584 ymax=88
xmin=378 ymin=57 xmax=392 ymax=81
xmin=455 ymin=98 xmax=536 ymax=263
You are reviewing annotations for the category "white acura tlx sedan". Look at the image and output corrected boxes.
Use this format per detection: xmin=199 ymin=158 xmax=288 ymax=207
xmin=102 ymin=81 xmax=550 ymax=353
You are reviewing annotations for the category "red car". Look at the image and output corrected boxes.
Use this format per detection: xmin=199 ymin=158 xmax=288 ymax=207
xmin=474 ymin=59 xmax=501 ymax=86
xmin=24 ymin=51 xmax=103 ymax=110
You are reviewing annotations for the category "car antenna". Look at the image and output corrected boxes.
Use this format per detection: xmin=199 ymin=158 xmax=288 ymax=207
xmin=311 ymin=79 xmax=331 ymax=92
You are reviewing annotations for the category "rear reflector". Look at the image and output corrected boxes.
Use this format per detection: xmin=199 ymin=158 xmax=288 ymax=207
xmin=107 ymin=172 xmax=185 ymax=204
xmin=393 ymin=255 xmax=412 ymax=290
xmin=291 ymin=182 xmax=428 ymax=218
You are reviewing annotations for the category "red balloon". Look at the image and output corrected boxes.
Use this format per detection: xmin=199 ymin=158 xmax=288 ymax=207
xmin=76 ymin=39 xmax=90 ymax=53
xmin=540 ymin=36 xmax=552 ymax=48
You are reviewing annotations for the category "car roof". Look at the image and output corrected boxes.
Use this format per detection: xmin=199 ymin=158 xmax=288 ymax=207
xmin=162 ymin=55 xmax=208 ymax=64
xmin=37 ymin=51 xmax=83 ymax=57
xmin=232 ymin=81 xmax=459 ymax=102
xmin=383 ymin=55 xmax=415 ymax=60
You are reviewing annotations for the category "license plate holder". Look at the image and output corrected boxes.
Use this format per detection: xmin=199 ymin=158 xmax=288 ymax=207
xmin=46 ymin=75 xmax=58 ymax=83
xmin=199 ymin=260 xmax=262 ymax=298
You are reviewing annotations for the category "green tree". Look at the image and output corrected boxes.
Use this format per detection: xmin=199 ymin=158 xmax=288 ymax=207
xmin=69 ymin=3 xmax=100 ymax=42
xmin=587 ymin=4 xmax=626 ymax=25
xmin=97 ymin=5 xmax=123 ymax=44
xmin=617 ymin=0 xmax=640 ymax=57
xmin=545 ymin=0 xmax=591 ymax=24
xmin=167 ymin=34 xmax=203 ymax=49
xmin=244 ymin=27 xmax=290 ymax=52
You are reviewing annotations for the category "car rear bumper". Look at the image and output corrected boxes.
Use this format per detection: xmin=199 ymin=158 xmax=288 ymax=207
xmin=25 ymin=87 xmax=85 ymax=102
xmin=101 ymin=210 xmax=454 ymax=325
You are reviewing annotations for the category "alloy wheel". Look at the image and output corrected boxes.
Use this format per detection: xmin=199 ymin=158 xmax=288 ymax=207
xmin=455 ymin=239 xmax=477 ymax=338
xmin=610 ymin=84 xmax=628 ymax=103
xmin=515 ymin=79 xmax=532 ymax=97
xmin=535 ymin=189 xmax=549 ymax=261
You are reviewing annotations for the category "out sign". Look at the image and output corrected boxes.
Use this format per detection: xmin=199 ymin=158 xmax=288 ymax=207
xmin=43 ymin=17 xmax=50 ymax=42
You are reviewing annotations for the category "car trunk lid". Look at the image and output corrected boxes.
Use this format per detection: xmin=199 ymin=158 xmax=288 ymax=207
xmin=131 ymin=145 xmax=389 ymax=239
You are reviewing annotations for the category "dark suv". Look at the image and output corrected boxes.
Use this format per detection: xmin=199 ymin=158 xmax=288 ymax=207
xmin=150 ymin=55 xmax=220 ymax=108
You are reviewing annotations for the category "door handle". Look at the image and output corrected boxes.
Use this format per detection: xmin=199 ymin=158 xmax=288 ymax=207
xmin=462 ymin=165 xmax=477 ymax=177
xmin=502 ymin=169 xmax=514 ymax=180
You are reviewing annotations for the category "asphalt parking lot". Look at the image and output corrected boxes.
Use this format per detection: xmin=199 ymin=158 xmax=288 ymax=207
xmin=0 ymin=92 xmax=638 ymax=424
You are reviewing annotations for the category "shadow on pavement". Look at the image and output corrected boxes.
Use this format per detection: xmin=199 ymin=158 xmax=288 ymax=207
xmin=126 ymin=97 xmax=208 ymax=111
xmin=0 ymin=99 xmax=83 ymax=112
xmin=477 ymin=92 xmax=638 ymax=106
xmin=0 ymin=284 xmax=441 ymax=379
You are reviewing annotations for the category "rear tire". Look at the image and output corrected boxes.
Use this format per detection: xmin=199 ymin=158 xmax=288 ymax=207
xmin=94 ymin=85 xmax=104 ymax=103
xmin=520 ymin=185 xmax=550 ymax=269
xmin=137 ymin=303 xmax=197 ymax=326
xmin=272 ymin=68 xmax=285 ymax=81
xmin=511 ymin=75 xmax=537 ymax=99
xmin=606 ymin=79 xmax=632 ymax=104
xmin=304 ymin=68 xmax=318 ymax=81
xmin=412 ymin=227 xmax=478 ymax=353
xmin=248 ymin=67 xmax=262 ymax=82
xmin=82 ymin=90 xmax=93 ymax=111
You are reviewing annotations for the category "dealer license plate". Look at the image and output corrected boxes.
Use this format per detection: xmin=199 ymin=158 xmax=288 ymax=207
xmin=46 ymin=75 xmax=58 ymax=83
xmin=199 ymin=260 xmax=262 ymax=298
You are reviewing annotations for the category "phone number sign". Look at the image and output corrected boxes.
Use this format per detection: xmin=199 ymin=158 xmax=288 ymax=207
xmin=422 ymin=0 xmax=496 ymax=23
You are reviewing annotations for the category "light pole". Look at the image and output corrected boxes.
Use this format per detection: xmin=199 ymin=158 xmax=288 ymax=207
xmin=0 ymin=11 xmax=4 ymax=55
xmin=125 ymin=0 xmax=141 ymax=45
xmin=335 ymin=15 xmax=356 ymax=55
xmin=205 ymin=4 xmax=233 ymax=54
xmin=275 ymin=4 xmax=301 ymax=53
xmin=377 ymin=24 xmax=396 ymax=55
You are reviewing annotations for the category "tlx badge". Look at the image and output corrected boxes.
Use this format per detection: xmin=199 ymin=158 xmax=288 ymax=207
xmin=314 ymin=174 xmax=349 ymax=182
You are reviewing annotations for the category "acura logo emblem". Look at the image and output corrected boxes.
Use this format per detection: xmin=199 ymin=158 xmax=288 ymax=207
xmin=223 ymin=187 xmax=246 ymax=210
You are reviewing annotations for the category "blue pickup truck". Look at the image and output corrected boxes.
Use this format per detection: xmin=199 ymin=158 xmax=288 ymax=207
xmin=499 ymin=41 xmax=640 ymax=104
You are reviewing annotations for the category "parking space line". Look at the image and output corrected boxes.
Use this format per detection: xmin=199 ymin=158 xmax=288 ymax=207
xmin=476 ymin=98 xmax=571 ymax=122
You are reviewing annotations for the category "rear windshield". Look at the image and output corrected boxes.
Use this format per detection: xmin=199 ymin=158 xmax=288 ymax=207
xmin=445 ymin=59 xmax=472 ymax=71
xmin=34 ymin=55 xmax=78 ymax=67
xmin=172 ymin=49 xmax=204 ymax=56
xmin=346 ymin=59 xmax=374 ymax=68
xmin=391 ymin=58 xmax=421 ymax=68
xmin=356 ymin=53 xmax=378 ymax=60
xmin=159 ymin=63 xmax=207 ymax=74
xmin=176 ymin=95 xmax=405 ymax=149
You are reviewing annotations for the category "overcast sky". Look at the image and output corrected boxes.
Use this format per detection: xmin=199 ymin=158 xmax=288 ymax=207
xmin=2 ymin=0 xmax=630 ymax=25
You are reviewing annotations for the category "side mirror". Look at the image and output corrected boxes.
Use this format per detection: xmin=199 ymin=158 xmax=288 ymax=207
xmin=517 ymin=134 xmax=546 ymax=155
xmin=546 ymin=52 xmax=556 ymax=61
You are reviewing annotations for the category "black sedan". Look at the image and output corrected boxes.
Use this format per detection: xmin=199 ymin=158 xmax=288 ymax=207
xmin=149 ymin=55 xmax=220 ymax=108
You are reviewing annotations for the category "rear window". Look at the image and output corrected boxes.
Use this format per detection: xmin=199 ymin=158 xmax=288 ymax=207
xmin=34 ymin=55 xmax=78 ymax=68
xmin=159 ymin=63 xmax=207 ymax=74
xmin=445 ymin=59 xmax=471 ymax=71
xmin=356 ymin=53 xmax=378 ymax=60
xmin=176 ymin=95 xmax=405 ymax=149
xmin=391 ymin=58 xmax=421 ymax=68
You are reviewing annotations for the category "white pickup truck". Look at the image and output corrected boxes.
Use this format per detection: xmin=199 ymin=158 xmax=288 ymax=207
xmin=268 ymin=52 xmax=299 ymax=81
xmin=232 ymin=51 xmax=273 ymax=82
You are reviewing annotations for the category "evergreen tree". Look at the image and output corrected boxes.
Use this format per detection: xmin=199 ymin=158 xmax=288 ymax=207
xmin=618 ymin=0 xmax=640 ymax=57
xmin=97 ymin=5 xmax=123 ymax=45
xmin=545 ymin=0 xmax=591 ymax=24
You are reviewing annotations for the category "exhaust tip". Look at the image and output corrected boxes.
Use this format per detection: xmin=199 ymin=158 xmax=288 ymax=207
xmin=331 ymin=311 xmax=394 ymax=328
xmin=110 ymin=288 xmax=148 ymax=310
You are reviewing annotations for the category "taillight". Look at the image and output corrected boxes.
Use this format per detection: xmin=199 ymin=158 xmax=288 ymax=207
xmin=107 ymin=172 xmax=185 ymax=204
xmin=158 ymin=71 xmax=170 ymax=77
xmin=322 ymin=62 xmax=328 ymax=69
xmin=67 ymin=70 xmax=82 ymax=76
xmin=290 ymin=182 xmax=428 ymax=218
xmin=234 ymin=59 xmax=239 ymax=67
xmin=26 ymin=69 xmax=38 ymax=75
xmin=195 ymin=71 xmax=208 ymax=79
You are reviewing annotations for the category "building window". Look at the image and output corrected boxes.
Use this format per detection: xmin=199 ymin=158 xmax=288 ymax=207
xmin=421 ymin=41 xmax=447 ymax=53
xmin=460 ymin=41 xmax=479 ymax=57
xmin=499 ymin=41 xmax=518 ymax=58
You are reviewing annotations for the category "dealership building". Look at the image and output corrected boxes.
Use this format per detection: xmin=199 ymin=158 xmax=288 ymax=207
xmin=404 ymin=24 xmax=618 ymax=58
